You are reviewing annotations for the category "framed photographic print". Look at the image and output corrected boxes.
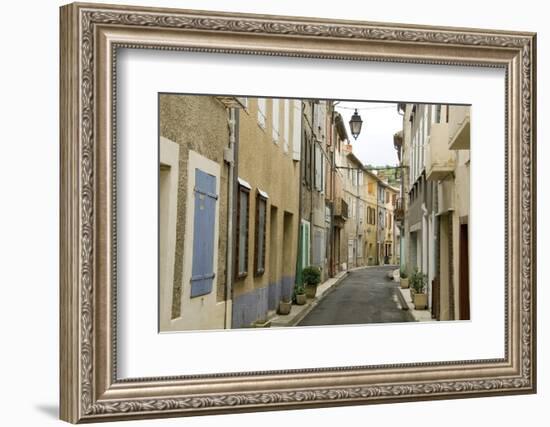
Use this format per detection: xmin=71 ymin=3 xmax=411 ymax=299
xmin=60 ymin=2 xmax=537 ymax=423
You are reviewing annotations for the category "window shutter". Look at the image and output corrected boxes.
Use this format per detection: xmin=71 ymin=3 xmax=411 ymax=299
xmin=257 ymin=98 xmax=266 ymax=129
xmin=283 ymin=100 xmax=290 ymax=153
xmin=292 ymin=100 xmax=301 ymax=161
xmin=315 ymin=145 xmax=322 ymax=191
xmin=190 ymin=169 xmax=217 ymax=297
xmin=272 ymin=99 xmax=280 ymax=143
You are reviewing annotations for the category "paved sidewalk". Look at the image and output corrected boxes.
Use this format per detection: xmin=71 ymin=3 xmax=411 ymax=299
xmin=398 ymin=287 xmax=434 ymax=322
xmin=269 ymin=270 xmax=349 ymax=327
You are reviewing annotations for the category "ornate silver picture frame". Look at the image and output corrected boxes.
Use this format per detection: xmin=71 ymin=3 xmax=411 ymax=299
xmin=60 ymin=2 xmax=536 ymax=423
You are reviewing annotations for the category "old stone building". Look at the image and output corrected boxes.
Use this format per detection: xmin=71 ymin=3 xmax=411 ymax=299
xmin=297 ymin=100 xmax=330 ymax=284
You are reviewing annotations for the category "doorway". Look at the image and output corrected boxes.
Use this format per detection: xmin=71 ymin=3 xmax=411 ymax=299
xmin=459 ymin=222 xmax=470 ymax=320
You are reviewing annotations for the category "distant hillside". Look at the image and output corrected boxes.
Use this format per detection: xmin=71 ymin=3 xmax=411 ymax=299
xmin=365 ymin=165 xmax=401 ymax=187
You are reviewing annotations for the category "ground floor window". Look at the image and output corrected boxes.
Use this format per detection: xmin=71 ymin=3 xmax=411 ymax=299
xmin=236 ymin=179 xmax=250 ymax=278
xmin=254 ymin=190 xmax=268 ymax=275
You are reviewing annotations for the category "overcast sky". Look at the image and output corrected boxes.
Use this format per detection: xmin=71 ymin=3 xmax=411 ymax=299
xmin=335 ymin=101 xmax=402 ymax=167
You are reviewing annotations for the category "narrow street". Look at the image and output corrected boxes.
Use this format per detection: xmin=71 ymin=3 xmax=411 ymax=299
xmin=298 ymin=266 xmax=415 ymax=326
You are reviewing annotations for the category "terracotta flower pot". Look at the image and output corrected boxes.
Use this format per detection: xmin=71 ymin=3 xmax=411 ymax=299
xmin=251 ymin=319 xmax=272 ymax=328
xmin=295 ymin=293 xmax=307 ymax=305
xmin=413 ymin=292 xmax=428 ymax=310
xmin=305 ymin=284 xmax=317 ymax=299
xmin=278 ymin=300 xmax=292 ymax=315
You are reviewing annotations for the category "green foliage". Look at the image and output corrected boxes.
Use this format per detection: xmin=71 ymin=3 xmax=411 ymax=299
xmin=295 ymin=284 xmax=305 ymax=295
xmin=410 ymin=268 xmax=427 ymax=293
xmin=302 ymin=266 xmax=321 ymax=286
xmin=400 ymin=269 xmax=408 ymax=279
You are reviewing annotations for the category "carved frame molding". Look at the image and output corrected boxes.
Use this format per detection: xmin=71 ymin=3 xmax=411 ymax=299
xmin=60 ymin=2 xmax=536 ymax=423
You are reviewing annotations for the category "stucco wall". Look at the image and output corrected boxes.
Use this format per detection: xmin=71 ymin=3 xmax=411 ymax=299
xmin=232 ymin=97 xmax=301 ymax=327
xmin=159 ymin=94 xmax=230 ymax=330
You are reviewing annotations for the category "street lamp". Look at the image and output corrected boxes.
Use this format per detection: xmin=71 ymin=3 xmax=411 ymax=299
xmin=349 ymin=109 xmax=363 ymax=140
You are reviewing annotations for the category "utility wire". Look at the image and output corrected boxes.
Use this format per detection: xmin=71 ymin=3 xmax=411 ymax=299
xmin=336 ymin=105 xmax=396 ymax=111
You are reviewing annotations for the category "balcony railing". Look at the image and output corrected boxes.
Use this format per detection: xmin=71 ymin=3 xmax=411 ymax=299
xmin=426 ymin=123 xmax=456 ymax=181
xmin=334 ymin=197 xmax=349 ymax=219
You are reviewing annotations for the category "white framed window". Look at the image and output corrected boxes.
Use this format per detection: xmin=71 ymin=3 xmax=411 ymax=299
xmin=314 ymin=144 xmax=324 ymax=192
xmin=283 ymin=99 xmax=290 ymax=153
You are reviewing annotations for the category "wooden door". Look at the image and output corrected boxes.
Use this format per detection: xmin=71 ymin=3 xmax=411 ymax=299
xmin=459 ymin=223 xmax=470 ymax=320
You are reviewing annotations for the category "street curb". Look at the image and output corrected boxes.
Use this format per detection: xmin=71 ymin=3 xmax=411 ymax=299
xmin=287 ymin=271 xmax=350 ymax=327
xmin=394 ymin=287 xmax=409 ymax=310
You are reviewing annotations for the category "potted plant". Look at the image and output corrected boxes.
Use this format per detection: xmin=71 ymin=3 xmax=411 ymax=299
xmin=251 ymin=318 xmax=272 ymax=328
xmin=410 ymin=268 xmax=428 ymax=310
xmin=294 ymin=285 xmax=307 ymax=305
xmin=278 ymin=297 xmax=292 ymax=315
xmin=400 ymin=269 xmax=409 ymax=289
xmin=302 ymin=266 xmax=321 ymax=299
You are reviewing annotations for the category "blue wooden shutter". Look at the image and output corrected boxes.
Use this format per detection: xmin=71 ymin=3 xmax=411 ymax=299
xmin=190 ymin=169 xmax=217 ymax=297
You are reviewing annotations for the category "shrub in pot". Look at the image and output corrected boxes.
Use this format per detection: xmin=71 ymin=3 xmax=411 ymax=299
xmin=400 ymin=269 xmax=409 ymax=289
xmin=410 ymin=268 xmax=428 ymax=310
xmin=302 ymin=266 xmax=321 ymax=299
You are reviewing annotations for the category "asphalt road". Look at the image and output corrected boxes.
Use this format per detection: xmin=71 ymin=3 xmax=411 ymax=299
xmin=297 ymin=265 xmax=415 ymax=326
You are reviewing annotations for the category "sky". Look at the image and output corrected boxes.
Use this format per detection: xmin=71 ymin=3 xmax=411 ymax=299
xmin=335 ymin=101 xmax=402 ymax=167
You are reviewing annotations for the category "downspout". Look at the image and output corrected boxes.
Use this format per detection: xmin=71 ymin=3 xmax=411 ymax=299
xmin=224 ymin=107 xmax=239 ymax=329
xmin=421 ymin=201 xmax=429 ymax=307
xmin=295 ymin=101 xmax=304 ymax=286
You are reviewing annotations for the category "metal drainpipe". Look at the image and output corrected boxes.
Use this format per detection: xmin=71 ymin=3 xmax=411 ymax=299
xmin=295 ymin=101 xmax=305 ymax=287
xmin=224 ymin=107 xmax=238 ymax=329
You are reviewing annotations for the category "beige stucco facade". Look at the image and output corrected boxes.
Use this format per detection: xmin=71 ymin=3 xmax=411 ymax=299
xmin=362 ymin=171 xmax=379 ymax=265
xmin=158 ymin=94 xmax=231 ymax=331
xmin=232 ymin=97 xmax=301 ymax=327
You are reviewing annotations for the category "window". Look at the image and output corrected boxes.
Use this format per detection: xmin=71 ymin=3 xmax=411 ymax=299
xmin=237 ymin=97 xmax=248 ymax=110
xmin=367 ymin=206 xmax=376 ymax=225
xmin=292 ymin=100 xmax=301 ymax=160
xmin=254 ymin=191 xmax=268 ymax=275
xmin=385 ymin=191 xmax=390 ymax=204
xmin=313 ymin=228 xmax=325 ymax=266
xmin=272 ymin=99 xmax=280 ymax=143
xmin=300 ymin=220 xmax=311 ymax=270
xmin=257 ymin=98 xmax=266 ymax=129
xmin=283 ymin=99 xmax=290 ymax=153
xmin=236 ymin=179 xmax=250 ymax=278
xmin=303 ymin=132 xmax=312 ymax=187
xmin=367 ymin=207 xmax=376 ymax=225
xmin=314 ymin=143 xmax=324 ymax=192
xmin=435 ymin=105 xmax=442 ymax=124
